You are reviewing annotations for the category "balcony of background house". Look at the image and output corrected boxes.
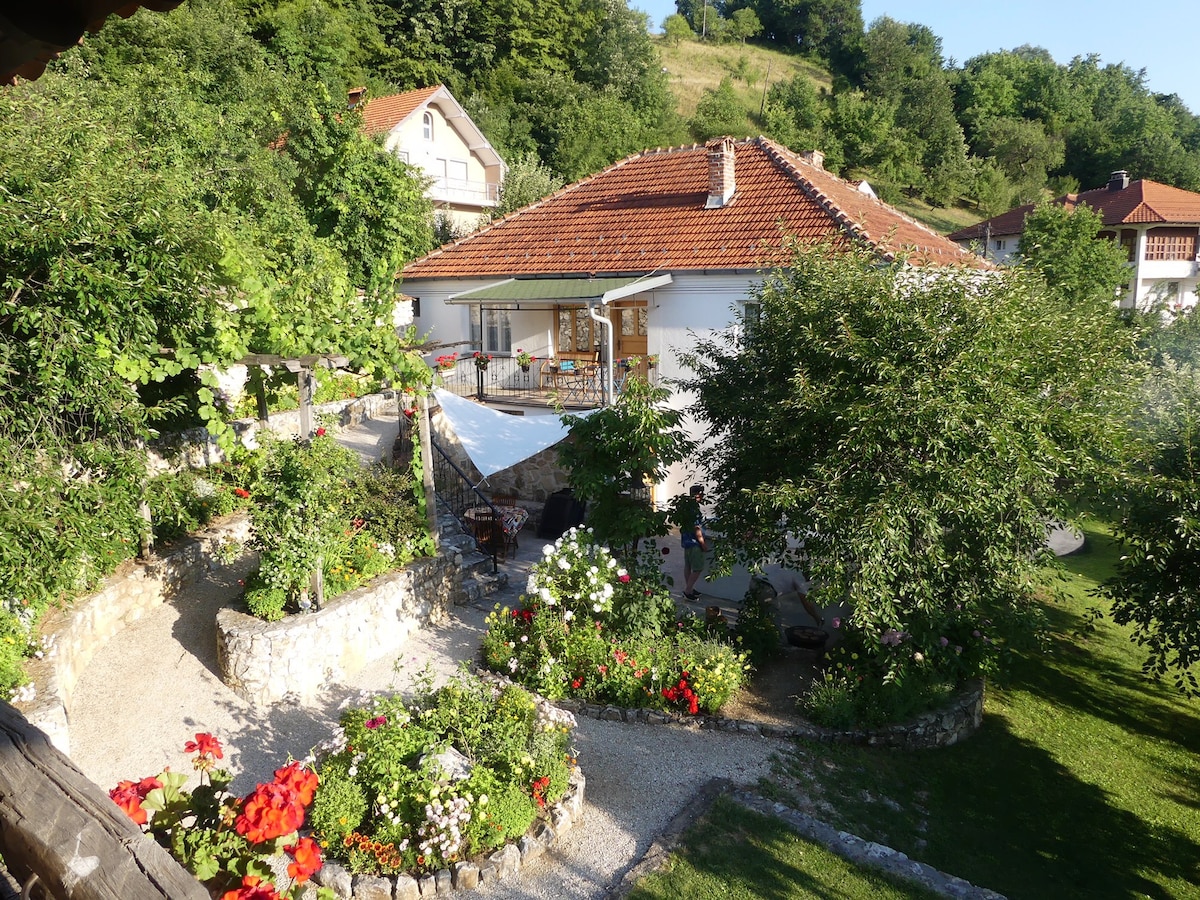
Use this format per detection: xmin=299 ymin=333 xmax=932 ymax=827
xmin=431 ymin=354 xmax=657 ymax=411
xmin=1139 ymin=229 xmax=1200 ymax=279
xmin=428 ymin=177 xmax=500 ymax=208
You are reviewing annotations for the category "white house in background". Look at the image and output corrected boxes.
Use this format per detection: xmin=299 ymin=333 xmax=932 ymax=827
xmin=949 ymin=170 xmax=1200 ymax=311
xmin=400 ymin=136 xmax=986 ymax=496
xmin=351 ymin=85 xmax=505 ymax=233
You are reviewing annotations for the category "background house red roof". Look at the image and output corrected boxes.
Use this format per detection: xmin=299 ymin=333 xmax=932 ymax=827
xmin=949 ymin=176 xmax=1200 ymax=242
xmin=360 ymin=86 xmax=441 ymax=136
xmin=402 ymin=136 xmax=987 ymax=280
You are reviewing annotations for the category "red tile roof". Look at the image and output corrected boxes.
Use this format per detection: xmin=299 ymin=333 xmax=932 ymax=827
xmin=360 ymin=86 xmax=442 ymax=136
xmin=401 ymin=137 xmax=987 ymax=280
xmin=949 ymin=178 xmax=1200 ymax=241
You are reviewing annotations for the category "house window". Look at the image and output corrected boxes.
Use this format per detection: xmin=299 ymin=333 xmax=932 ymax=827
xmin=1144 ymin=228 xmax=1197 ymax=261
xmin=470 ymin=307 xmax=512 ymax=353
xmin=619 ymin=308 xmax=647 ymax=337
xmin=557 ymin=307 xmax=600 ymax=355
xmin=1120 ymin=230 xmax=1137 ymax=262
xmin=447 ymin=159 xmax=468 ymax=185
xmin=422 ymin=112 xmax=433 ymax=141
xmin=994 ymin=239 xmax=1006 ymax=251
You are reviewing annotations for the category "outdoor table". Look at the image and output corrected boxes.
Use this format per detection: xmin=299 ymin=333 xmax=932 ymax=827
xmin=464 ymin=504 xmax=530 ymax=537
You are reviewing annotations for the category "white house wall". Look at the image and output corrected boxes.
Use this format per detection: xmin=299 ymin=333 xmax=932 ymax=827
xmin=403 ymin=271 xmax=763 ymax=498
xmin=383 ymin=105 xmax=498 ymax=231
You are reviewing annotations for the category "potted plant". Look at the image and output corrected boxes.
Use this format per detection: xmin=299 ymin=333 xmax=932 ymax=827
xmin=647 ymin=354 xmax=659 ymax=369
xmin=435 ymin=354 xmax=456 ymax=371
xmin=473 ymin=351 xmax=492 ymax=371
xmin=620 ymin=355 xmax=641 ymax=369
xmin=515 ymin=348 xmax=535 ymax=372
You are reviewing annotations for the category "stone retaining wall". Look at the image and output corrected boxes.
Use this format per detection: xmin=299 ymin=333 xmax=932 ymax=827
xmin=19 ymin=515 xmax=253 ymax=756
xmin=556 ymin=678 xmax=985 ymax=750
xmin=306 ymin=770 xmax=585 ymax=899
xmin=216 ymin=554 xmax=461 ymax=706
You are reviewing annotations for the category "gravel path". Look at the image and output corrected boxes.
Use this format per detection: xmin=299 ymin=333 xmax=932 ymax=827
xmin=67 ymin=533 xmax=784 ymax=900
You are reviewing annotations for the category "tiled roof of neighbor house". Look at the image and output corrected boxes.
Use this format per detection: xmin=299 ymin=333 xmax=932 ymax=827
xmin=360 ymin=86 xmax=442 ymax=136
xmin=401 ymin=136 xmax=987 ymax=280
xmin=948 ymin=177 xmax=1200 ymax=242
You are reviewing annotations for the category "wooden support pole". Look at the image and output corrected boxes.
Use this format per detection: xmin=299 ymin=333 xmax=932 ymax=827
xmin=297 ymin=367 xmax=314 ymax=439
xmin=419 ymin=394 xmax=439 ymax=551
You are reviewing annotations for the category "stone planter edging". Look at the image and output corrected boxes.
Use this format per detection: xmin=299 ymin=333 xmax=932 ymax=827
xmin=306 ymin=769 xmax=586 ymax=900
xmin=20 ymin=514 xmax=254 ymax=756
xmin=552 ymin=678 xmax=985 ymax=750
xmin=216 ymin=552 xmax=462 ymax=706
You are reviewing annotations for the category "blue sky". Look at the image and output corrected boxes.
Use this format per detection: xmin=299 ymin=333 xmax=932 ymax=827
xmin=633 ymin=0 xmax=1200 ymax=113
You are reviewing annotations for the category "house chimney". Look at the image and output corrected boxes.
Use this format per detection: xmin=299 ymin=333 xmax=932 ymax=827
xmin=801 ymin=149 xmax=825 ymax=170
xmin=1109 ymin=170 xmax=1130 ymax=191
xmin=347 ymin=86 xmax=367 ymax=109
xmin=705 ymin=137 xmax=736 ymax=209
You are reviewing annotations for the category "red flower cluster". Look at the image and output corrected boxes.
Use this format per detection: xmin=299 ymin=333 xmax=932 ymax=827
xmin=365 ymin=715 xmax=387 ymax=730
xmin=233 ymin=487 xmax=251 ymax=499
xmin=618 ymin=573 xmax=631 ymax=583
xmin=184 ymin=732 xmax=224 ymax=771
xmin=531 ymin=775 xmax=551 ymax=810
xmin=220 ymin=875 xmax=281 ymax=900
xmin=273 ymin=761 xmax=319 ymax=806
xmin=510 ymin=608 xmax=534 ymax=625
xmin=109 ymin=776 xmax=162 ymax=826
xmin=315 ymin=427 xmax=327 ymax=437
xmin=662 ymin=673 xmax=700 ymax=716
xmin=285 ymin=836 xmax=323 ymax=884
xmin=435 ymin=354 xmax=457 ymax=370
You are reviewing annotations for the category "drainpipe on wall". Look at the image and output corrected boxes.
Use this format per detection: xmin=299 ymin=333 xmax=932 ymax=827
xmin=586 ymin=300 xmax=614 ymax=405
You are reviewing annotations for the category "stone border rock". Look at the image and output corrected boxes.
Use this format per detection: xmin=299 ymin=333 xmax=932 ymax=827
xmin=215 ymin=554 xmax=463 ymax=706
xmin=19 ymin=514 xmax=253 ymax=756
xmin=554 ymin=678 xmax=985 ymax=750
xmin=306 ymin=769 xmax=586 ymax=900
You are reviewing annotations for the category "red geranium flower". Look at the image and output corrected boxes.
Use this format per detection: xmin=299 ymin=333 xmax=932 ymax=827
xmin=233 ymin=487 xmax=251 ymax=499
xmin=184 ymin=732 xmax=223 ymax=761
xmin=273 ymin=761 xmax=319 ymax=807
xmin=236 ymin=782 xmax=306 ymax=843
xmin=109 ymin=776 xmax=163 ymax=826
xmin=285 ymin=836 xmax=323 ymax=884
xmin=220 ymin=875 xmax=282 ymax=900
xmin=315 ymin=427 xmax=327 ymax=437
xmin=618 ymin=573 xmax=631 ymax=583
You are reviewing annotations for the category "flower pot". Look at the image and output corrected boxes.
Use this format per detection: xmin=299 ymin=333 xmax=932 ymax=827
xmin=520 ymin=364 xmax=530 ymax=373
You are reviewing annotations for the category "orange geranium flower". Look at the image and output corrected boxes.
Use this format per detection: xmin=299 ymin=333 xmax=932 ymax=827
xmin=285 ymin=836 xmax=323 ymax=883
xmin=235 ymin=782 xmax=305 ymax=844
xmin=109 ymin=776 xmax=162 ymax=826
xmin=273 ymin=761 xmax=318 ymax=806
xmin=220 ymin=875 xmax=281 ymax=900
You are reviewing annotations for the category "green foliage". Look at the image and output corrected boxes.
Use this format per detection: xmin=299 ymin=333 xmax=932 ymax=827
xmin=663 ymin=13 xmax=694 ymax=45
xmin=492 ymin=152 xmax=565 ymax=219
xmin=313 ymin=671 xmax=574 ymax=875
xmin=1017 ymin=201 xmax=1132 ymax=306
xmin=1103 ymin=354 xmax=1200 ymax=695
xmin=244 ymin=434 xmax=427 ymax=617
xmin=734 ymin=579 xmax=782 ymax=668
xmin=689 ymin=76 xmax=747 ymax=141
xmin=558 ymin=376 xmax=695 ymax=551
xmin=677 ymin=241 xmax=1139 ymax=702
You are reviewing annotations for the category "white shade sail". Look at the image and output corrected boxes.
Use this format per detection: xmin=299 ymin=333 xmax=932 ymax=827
xmin=433 ymin=388 xmax=594 ymax=479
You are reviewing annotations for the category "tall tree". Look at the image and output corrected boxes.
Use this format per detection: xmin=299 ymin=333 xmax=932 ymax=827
xmin=1017 ymin=201 xmax=1131 ymax=307
xmin=678 ymin=242 xmax=1137 ymax=691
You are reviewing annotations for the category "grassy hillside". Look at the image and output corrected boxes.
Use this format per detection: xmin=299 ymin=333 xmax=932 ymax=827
xmin=655 ymin=36 xmax=829 ymax=127
xmin=654 ymin=37 xmax=983 ymax=235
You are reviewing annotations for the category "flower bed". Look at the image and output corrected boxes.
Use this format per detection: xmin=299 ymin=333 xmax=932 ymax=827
xmin=305 ymin=671 xmax=582 ymax=893
xmin=481 ymin=528 xmax=749 ymax=716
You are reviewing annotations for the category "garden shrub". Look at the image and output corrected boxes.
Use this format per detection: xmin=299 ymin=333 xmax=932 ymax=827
xmin=242 ymin=433 xmax=428 ymax=617
xmin=310 ymin=671 xmax=575 ymax=876
xmin=734 ymin=578 xmax=783 ymax=668
xmin=482 ymin=528 xmax=749 ymax=715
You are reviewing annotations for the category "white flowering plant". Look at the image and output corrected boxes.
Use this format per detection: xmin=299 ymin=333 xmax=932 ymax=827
xmin=307 ymin=671 xmax=574 ymax=876
xmin=483 ymin=528 xmax=748 ymax=714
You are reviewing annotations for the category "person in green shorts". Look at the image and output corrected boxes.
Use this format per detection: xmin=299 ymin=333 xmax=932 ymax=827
xmin=680 ymin=484 xmax=709 ymax=600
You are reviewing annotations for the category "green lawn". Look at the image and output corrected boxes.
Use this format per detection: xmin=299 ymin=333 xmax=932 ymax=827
xmin=632 ymin=524 xmax=1200 ymax=898
xmin=627 ymin=795 xmax=942 ymax=900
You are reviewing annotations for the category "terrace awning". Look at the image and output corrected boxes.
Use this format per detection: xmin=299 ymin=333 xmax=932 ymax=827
xmin=433 ymin=388 xmax=597 ymax=479
xmin=446 ymin=274 xmax=672 ymax=306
